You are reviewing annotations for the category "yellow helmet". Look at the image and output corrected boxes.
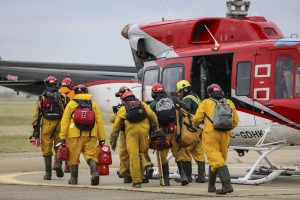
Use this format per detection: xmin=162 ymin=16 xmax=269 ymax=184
xmin=176 ymin=80 xmax=191 ymax=92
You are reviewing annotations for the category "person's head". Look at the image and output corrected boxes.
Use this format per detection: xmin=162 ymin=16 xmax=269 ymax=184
xmin=120 ymin=91 xmax=135 ymax=101
xmin=176 ymin=80 xmax=191 ymax=98
xmin=73 ymin=84 xmax=88 ymax=94
xmin=207 ymin=83 xmax=224 ymax=99
xmin=151 ymin=83 xmax=165 ymax=99
xmin=44 ymin=76 xmax=58 ymax=88
xmin=115 ymin=86 xmax=131 ymax=98
xmin=61 ymin=78 xmax=73 ymax=89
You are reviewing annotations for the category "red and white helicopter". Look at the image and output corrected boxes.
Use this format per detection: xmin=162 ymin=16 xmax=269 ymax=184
xmin=120 ymin=0 xmax=300 ymax=184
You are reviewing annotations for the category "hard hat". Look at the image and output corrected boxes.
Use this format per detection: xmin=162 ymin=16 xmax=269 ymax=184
xmin=61 ymin=78 xmax=73 ymax=87
xmin=121 ymin=91 xmax=135 ymax=100
xmin=115 ymin=86 xmax=131 ymax=97
xmin=152 ymin=83 xmax=165 ymax=93
xmin=176 ymin=80 xmax=191 ymax=92
xmin=44 ymin=76 xmax=58 ymax=87
xmin=207 ymin=83 xmax=222 ymax=94
xmin=73 ymin=84 xmax=88 ymax=94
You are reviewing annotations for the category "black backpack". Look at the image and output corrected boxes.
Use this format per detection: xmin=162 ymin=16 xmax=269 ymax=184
xmin=125 ymin=100 xmax=147 ymax=123
xmin=41 ymin=92 xmax=64 ymax=120
xmin=155 ymin=97 xmax=176 ymax=124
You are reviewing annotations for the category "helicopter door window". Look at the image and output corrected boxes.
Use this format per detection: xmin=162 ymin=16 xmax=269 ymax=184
xmin=295 ymin=64 xmax=300 ymax=96
xmin=236 ymin=62 xmax=251 ymax=96
xmin=162 ymin=65 xmax=184 ymax=96
xmin=274 ymin=55 xmax=294 ymax=99
xmin=142 ymin=69 xmax=159 ymax=101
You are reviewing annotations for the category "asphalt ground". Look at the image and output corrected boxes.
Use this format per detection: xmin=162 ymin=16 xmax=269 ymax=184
xmin=0 ymin=147 xmax=300 ymax=199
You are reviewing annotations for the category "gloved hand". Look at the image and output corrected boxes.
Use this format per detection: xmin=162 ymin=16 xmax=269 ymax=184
xmin=61 ymin=139 xmax=66 ymax=146
xmin=99 ymin=140 xmax=105 ymax=146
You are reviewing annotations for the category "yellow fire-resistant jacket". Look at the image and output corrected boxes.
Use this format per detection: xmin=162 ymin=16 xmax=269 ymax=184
xmin=111 ymin=102 xmax=158 ymax=136
xmin=192 ymin=98 xmax=239 ymax=134
xmin=59 ymin=93 xmax=106 ymax=141
xmin=58 ymin=86 xmax=76 ymax=99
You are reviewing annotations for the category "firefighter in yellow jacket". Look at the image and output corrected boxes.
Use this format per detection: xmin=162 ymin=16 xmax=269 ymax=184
xmin=111 ymin=91 xmax=158 ymax=188
xmin=32 ymin=76 xmax=65 ymax=180
xmin=59 ymin=84 xmax=106 ymax=185
xmin=192 ymin=84 xmax=239 ymax=195
xmin=56 ymin=77 xmax=75 ymax=173
xmin=176 ymin=80 xmax=205 ymax=183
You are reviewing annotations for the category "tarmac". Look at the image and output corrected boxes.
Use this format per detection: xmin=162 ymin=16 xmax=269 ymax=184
xmin=0 ymin=147 xmax=300 ymax=198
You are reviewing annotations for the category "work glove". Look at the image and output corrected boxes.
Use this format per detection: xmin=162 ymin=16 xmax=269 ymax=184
xmin=111 ymin=143 xmax=116 ymax=151
xmin=61 ymin=139 xmax=66 ymax=146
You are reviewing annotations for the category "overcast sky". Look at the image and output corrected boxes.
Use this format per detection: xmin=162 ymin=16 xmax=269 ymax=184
xmin=0 ymin=0 xmax=299 ymax=66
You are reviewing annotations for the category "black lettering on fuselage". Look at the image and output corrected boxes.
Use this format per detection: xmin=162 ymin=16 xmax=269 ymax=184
xmin=239 ymin=130 xmax=263 ymax=139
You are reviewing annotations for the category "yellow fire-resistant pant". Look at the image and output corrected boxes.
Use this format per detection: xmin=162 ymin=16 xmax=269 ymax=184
xmin=41 ymin=119 xmax=61 ymax=156
xmin=202 ymin=131 xmax=231 ymax=172
xmin=160 ymin=127 xmax=192 ymax=164
xmin=126 ymin=127 xmax=149 ymax=184
xmin=187 ymin=139 xmax=205 ymax=163
xmin=119 ymin=131 xmax=130 ymax=176
xmin=66 ymin=136 xmax=98 ymax=166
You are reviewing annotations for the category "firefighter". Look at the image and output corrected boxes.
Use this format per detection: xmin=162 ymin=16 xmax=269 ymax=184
xmin=59 ymin=77 xmax=75 ymax=99
xmin=56 ymin=77 xmax=75 ymax=173
xmin=32 ymin=76 xmax=65 ymax=180
xmin=110 ymin=86 xmax=131 ymax=183
xmin=150 ymin=83 xmax=191 ymax=186
xmin=111 ymin=91 xmax=158 ymax=188
xmin=176 ymin=80 xmax=206 ymax=183
xmin=192 ymin=83 xmax=239 ymax=194
xmin=59 ymin=84 xmax=106 ymax=185
xmin=110 ymin=86 xmax=155 ymax=183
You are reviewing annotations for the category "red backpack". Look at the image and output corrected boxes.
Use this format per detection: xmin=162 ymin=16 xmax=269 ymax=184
xmin=73 ymin=100 xmax=95 ymax=135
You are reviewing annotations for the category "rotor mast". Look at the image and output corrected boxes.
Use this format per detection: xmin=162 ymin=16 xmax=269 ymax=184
xmin=226 ymin=0 xmax=250 ymax=19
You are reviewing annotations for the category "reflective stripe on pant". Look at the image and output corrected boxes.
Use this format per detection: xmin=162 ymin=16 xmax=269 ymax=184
xmin=187 ymin=139 xmax=205 ymax=162
xmin=67 ymin=136 xmax=98 ymax=166
xmin=126 ymin=127 xmax=149 ymax=183
xmin=41 ymin=119 xmax=61 ymax=156
xmin=160 ymin=127 xmax=191 ymax=164
xmin=119 ymin=131 xmax=130 ymax=176
xmin=202 ymin=131 xmax=231 ymax=172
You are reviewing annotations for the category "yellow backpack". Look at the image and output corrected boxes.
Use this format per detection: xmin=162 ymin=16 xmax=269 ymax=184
xmin=176 ymin=108 xmax=202 ymax=148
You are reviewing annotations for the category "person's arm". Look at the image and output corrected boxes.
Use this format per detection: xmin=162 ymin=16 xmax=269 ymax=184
xmin=110 ymin=108 xmax=125 ymax=150
xmin=172 ymin=96 xmax=190 ymax=111
xmin=230 ymin=101 xmax=240 ymax=128
xmin=143 ymin=103 xmax=158 ymax=126
xmin=59 ymin=103 xmax=72 ymax=140
xmin=192 ymin=101 xmax=206 ymax=127
xmin=94 ymin=103 xmax=106 ymax=142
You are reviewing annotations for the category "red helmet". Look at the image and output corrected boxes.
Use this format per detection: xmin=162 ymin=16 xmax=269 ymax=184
xmin=207 ymin=83 xmax=222 ymax=94
xmin=44 ymin=76 xmax=57 ymax=87
xmin=115 ymin=86 xmax=131 ymax=97
xmin=121 ymin=91 xmax=135 ymax=100
xmin=61 ymin=78 xmax=73 ymax=87
xmin=152 ymin=83 xmax=165 ymax=93
xmin=73 ymin=84 xmax=88 ymax=94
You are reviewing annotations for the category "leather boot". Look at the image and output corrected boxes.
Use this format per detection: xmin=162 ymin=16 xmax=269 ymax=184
xmin=162 ymin=164 xmax=170 ymax=186
xmin=175 ymin=161 xmax=189 ymax=186
xmin=55 ymin=156 xmax=64 ymax=178
xmin=88 ymin=160 xmax=99 ymax=185
xmin=208 ymin=166 xmax=217 ymax=193
xmin=195 ymin=161 xmax=205 ymax=183
xmin=68 ymin=165 xmax=78 ymax=185
xmin=145 ymin=165 xmax=154 ymax=179
xmin=123 ymin=173 xmax=132 ymax=183
xmin=185 ymin=161 xmax=193 ymax=183
xmin=44 ymin=155 xmax=52 ymax=180
xmin=216 ymin=165 xmax=233 ymax=195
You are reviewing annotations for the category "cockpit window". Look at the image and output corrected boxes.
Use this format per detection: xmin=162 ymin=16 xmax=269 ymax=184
xmin=274 ymin=55 xmax=294 ymax=99
xmin=143 ymin=69 xmax=159 ymax=101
